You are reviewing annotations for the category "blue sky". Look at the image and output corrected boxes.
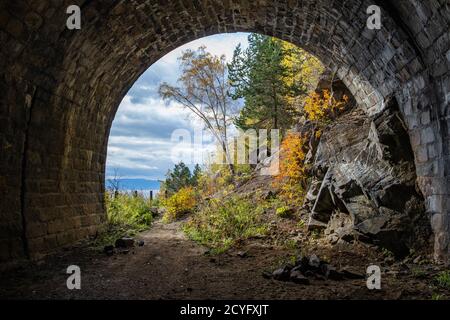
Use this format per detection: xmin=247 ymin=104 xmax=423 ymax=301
xmin=106 ymin=33 xmax=250 ymax=180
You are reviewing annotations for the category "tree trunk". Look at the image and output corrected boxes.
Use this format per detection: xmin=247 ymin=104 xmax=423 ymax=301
xmin=221 ymin=141 xmax=235 ymax=176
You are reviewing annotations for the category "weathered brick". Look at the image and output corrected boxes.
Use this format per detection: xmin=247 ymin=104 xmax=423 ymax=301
xmin=421 ymin=126 xmax=435 ymax=144
xmin=47 ymin=219 xmax=65 ymax=234
xmin=26 ymin=222 xmax=47 ymax=238
xmin=421 ymin=111 xmax=431 ymax=125
xmin=416 ymin=145 xmax=428 ymax=163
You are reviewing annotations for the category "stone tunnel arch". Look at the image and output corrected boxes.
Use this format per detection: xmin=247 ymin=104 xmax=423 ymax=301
xmin=0 ymin=0 xmax=448 ymax=265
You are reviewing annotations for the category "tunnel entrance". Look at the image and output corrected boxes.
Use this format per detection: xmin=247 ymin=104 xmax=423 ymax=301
xmin=100 ymin=28 xmax=429 ymax=258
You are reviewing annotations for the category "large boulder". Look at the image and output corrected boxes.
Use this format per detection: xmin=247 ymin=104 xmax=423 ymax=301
xmin=304 ymin=98 xmax=431 ymax=256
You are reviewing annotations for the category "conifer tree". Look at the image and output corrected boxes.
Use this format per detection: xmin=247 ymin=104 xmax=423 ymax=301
xmin=228 ymin=34 xmax=307 ymax=135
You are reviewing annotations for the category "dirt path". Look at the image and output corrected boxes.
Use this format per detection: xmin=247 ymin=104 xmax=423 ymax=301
xmin=0 ymin=219 xmax=446 ymax=300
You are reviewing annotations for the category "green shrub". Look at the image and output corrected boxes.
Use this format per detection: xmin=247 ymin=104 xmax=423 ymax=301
xmin=94 ymin=192 xmax=153 ymax=247
xmin=183 ymin=196 xmax=268 ymax=253
xmin=435 ymin=270 xmax=450 ymax=289
xmin=106 ymin=192 xmax=153 ymax=227
xmin=276 ymin=206 xmax=294 ymax=218
xmin=297 ymin=219 xmax=306 ymax=228
xmin=431 ymin=293 xmax=444 ymax=300
xmin=411 ymin=268 xmax=426 ymax=279
xmin=381 ymin=248 xmax=394 ymax=258
xmin=162 ymin=186 xmax=197 ymax=223
xmin=149 ymin=196 xmax=161 ymax=208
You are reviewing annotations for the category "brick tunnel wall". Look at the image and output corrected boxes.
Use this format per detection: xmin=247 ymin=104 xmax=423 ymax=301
xmin=0 ymin=0 xmax=448 ymax=265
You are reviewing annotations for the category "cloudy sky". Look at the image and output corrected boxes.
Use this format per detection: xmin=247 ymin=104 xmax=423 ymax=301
xmin=106 ymin=32 xmax=250 ymax=180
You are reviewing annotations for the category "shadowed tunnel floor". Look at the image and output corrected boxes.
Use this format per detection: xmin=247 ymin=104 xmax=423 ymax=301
xmin=0 ymin=219 xmax=447 ymax=300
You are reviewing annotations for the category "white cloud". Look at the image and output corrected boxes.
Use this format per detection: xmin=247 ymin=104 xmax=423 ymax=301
xmin=158 ymin=32 xmax=250 ymax=66
xmin=107 ymin=33 xmax=250 ymax=179
xmin=116 ymin=95 xmax=190 ymax=124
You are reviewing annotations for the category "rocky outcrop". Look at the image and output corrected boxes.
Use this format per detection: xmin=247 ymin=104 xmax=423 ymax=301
xmin=304 ymin=98 xmax=432 ymax=257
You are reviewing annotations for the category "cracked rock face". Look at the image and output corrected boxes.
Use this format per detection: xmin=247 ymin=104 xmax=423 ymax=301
xmin=305 ymin=99 xmax=431 ymax=256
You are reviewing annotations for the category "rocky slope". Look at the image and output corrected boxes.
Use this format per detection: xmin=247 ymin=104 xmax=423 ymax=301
xmin=250 ymin=73 xmax=432 ymax=257
xmin=303 ymin=82 xmax=432 ymax=257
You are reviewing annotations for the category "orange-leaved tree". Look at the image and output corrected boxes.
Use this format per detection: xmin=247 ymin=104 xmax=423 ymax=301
xmin=274 ymin=132 xmax=309 ymax=207
xmin=303 ymin=89 xmax=349 ymax=125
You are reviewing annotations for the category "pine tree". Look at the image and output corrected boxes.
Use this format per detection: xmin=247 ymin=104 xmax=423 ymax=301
xmin=164 ymin=162 xmax=192 ymax=196
xmin=228 ymin=34 xmax=306 ymax=135
xmin=191 ymin=164 xmax=202 ymax=186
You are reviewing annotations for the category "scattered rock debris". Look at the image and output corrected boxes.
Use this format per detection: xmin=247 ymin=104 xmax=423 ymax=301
xmin=103 ymin=245 xmax=115 ymax=256
xmin=237 ymin=251 xmax=248 ymax=258
xmin=269 ymin=254 xmax=364 ymax=284
xmin=115 ymin=237 xmax=135 ymax=248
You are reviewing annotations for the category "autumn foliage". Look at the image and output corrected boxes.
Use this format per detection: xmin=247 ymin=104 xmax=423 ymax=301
xmin=162 ymin=186 xmax=197 ymax=223
xmin=275 ymin=132 xmax=309 ymax=206
xmin=303 ymin=89 xmax=349 ymax=124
